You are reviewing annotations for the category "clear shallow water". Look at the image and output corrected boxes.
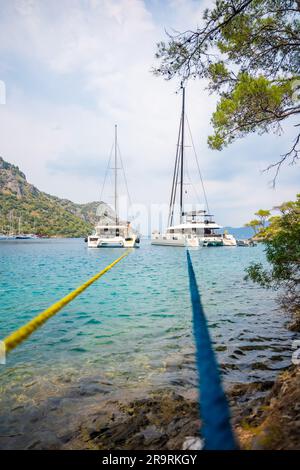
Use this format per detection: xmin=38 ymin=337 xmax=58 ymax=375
xmin=0 ymin=239 xmax=297 ymax=447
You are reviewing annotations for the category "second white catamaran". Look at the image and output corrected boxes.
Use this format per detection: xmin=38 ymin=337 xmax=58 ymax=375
xmin=151 ymin=86 xmax=236 ymax=247
xmin=88 ymin=125 xmax=139 ymax=248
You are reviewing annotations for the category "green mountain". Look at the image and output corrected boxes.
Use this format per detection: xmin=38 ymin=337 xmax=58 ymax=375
xmin=0 ymin=157 xmax=101 ymax=237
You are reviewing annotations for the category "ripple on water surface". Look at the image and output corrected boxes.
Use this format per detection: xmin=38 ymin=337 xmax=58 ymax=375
xmin=0 ymin=238 xmax=297 ymax=448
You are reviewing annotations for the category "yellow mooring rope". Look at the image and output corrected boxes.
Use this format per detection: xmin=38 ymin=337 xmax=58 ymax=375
xmin=3 ymin=250 xmax=130 ymax=354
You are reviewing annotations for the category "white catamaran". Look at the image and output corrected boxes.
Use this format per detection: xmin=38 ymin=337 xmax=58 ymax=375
xmin=87 ymin=125 xmax=140 ymax=249
xmin=151 ymin=86 xmax=230 ymax=248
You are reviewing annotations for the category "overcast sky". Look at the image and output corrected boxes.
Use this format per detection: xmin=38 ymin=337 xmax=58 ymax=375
xmin=0 ymin=0 xmax=299 ymax=228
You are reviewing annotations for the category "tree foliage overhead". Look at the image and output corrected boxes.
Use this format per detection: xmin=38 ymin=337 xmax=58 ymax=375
xmin=246 ymin=194 xmax=300 ymax=329
xmin=154 ymin=0 xmax=300 ymax=180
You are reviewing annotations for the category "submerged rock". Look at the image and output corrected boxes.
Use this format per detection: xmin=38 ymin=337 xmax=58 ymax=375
xmin=1 ymin=365 xmax=299 ymax=450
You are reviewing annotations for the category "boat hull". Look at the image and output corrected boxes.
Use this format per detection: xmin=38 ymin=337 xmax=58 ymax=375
xmin=151 ymin=236 xmax=199 ymax=247
xmin=201 ymin=236 xmax=223 ymax=247
xmin=204 ymin=241 xmax=223 ymax=247
xmin=237 ymin=239 xmax=256 ymax=247
xmin=221 ymin=235 xmax=237 ymax=246
xmin=88 ymin=235 xmax=139 ymax=248
xmin=222 ymin=240 xmax=236 ymax=246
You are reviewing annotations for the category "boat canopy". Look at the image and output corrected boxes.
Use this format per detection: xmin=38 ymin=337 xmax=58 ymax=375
xmin=167 ymin=222 xmax=222 ymax=231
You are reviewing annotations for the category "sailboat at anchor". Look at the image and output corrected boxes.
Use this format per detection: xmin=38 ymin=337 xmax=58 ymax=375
xmin=87 ymin=125 xmax=140 ymax=248
xmin=151 ymin=86 xmax=225 ymax=247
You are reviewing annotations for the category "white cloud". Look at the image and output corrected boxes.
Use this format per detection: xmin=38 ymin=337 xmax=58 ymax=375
xmin=0 ymin=0 xmax=298 ymax=229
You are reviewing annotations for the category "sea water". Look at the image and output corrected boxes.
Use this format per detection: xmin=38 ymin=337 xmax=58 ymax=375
xmin=0 ymin=238 xmax=297 ymax=448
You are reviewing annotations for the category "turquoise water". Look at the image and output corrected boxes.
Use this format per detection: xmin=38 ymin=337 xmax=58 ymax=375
xmin=0 ymin=239 xmax=296 ymax=448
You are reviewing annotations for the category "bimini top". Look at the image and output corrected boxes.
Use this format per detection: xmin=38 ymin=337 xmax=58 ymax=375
xmin=167 ymin=222 xmax=222 ymax=230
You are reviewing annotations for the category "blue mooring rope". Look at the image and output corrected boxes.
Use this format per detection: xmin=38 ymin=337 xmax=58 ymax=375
xmin=186 ymin=250 xmax=238 ymax=450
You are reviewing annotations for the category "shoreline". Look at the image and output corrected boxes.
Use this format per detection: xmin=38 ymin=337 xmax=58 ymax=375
xmin=70 ymin=367 xmax=300 ymax=451
xmin=1 ymin=366 xmax=298 ymax=450
xmin=234 ymin=365 xmax=300 ymax=449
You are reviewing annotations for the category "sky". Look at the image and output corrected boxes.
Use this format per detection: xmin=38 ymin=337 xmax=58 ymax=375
xmin=0 ymin=0 xmax=299 ymax=230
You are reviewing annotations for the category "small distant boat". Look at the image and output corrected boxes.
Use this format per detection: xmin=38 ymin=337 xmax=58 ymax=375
xmin=15 ymin=234 xmax=36 ymax=239
xmin=237 ymin=239 xmax=256 ymax=247
xmin=222 ymin=233 xmax=237 ymax=246
xmin=88 ymin=125 xmax=140 ymax=249
xmin=13 ymin=218 xmax=38 ymax=240
xmin=15 ymin=235 xmax=30 ymax=239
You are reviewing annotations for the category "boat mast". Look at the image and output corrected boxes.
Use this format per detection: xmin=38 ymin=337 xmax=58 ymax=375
xmin=114 ymin=124 xmax=119 ymax=225
xmin=179 ymin=85 xmax=185 ymax=224
xmin=168 ymin=117 xmax=182 ymax=227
